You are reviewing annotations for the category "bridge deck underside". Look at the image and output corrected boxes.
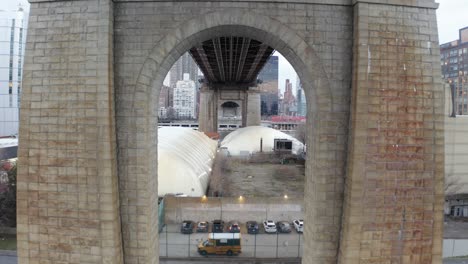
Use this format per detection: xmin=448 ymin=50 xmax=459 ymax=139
xmin=189 ymin=36 xmax=274 ymax=86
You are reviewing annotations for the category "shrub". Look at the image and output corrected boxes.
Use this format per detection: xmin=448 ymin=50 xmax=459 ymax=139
xmin=0 ymin=164 xmax=16 ymax=227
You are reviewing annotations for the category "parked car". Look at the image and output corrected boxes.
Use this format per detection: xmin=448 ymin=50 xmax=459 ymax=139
xmin=197 ymin=221 xmax=209 ymax=232
xmin=246 ymin=221 xmax=259 ymax=234
xmin=293 ymin=219 xmax=304 ymax=233
xmin=212 ymin=219 xmax=225 ymax=233
xmin=263 ymin=220 xmax=277 ymax=233
xmin=228 ymin=221 xmax=240 ymax=233
xmin=181 ymin=220 xmax=194 ymax=234
xmin=276 ymin=221 xmax=292 ymax=233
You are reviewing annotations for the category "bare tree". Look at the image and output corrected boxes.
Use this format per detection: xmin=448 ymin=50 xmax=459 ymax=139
xmin=208 ymin=152 xmax=228 ymax=197
xmin=445 ymin=173 xmax=463 ymax=197
xmin=294 ymin=123 xmax=307 ymax=143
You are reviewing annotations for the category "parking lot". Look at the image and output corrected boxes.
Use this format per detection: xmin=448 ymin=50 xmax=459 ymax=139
xmin=159 ymin=223 xmax=304 ymax=258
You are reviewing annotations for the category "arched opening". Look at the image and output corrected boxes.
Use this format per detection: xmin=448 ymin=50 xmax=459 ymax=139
xmin=15 ymin=1 xmax=445 ymax=263
xmin=117 ymin=10 xmax=342 ymax=264
xmin=153 ymin=43 xmax=312 ymax=259
xmin=220 ymin=101 xmax=240 ymax=118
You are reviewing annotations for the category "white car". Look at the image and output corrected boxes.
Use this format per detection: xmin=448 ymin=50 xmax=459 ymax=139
xmin=293 ymin=219 xmax=304 ymax=233
xmin=263 ymin=220 xmax=277 ymax=233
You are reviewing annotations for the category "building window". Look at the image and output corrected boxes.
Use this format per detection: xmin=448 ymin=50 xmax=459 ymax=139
xmin=8 ymin=19 xmax=16 ymax=101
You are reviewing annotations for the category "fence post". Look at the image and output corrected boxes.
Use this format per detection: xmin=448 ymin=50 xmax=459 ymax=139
xmin=220 ymin=198 xmax=223 ymax=219
xmin=166 ymin=225 xmax=168 ymax=257
xmin=276 ymin=232 xmax=279 ymax=258
xmin=254 ymin=233 xmax=257 ymax=258
xmin=297 ymin=233 xmax=301 ymax=257
xmin=452 ymin=239 xmax=455 ymax=258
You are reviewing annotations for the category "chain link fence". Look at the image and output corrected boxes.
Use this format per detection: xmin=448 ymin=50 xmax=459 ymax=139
xmin=159 ymin=224 xmax=303 ymax=258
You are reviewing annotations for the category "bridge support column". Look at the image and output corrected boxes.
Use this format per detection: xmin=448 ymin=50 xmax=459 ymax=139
xmin=243 ymin=88 xmax=261 ymax=127
xmin=339 ymin=1 xmax=444 ymax=263
xmin=18 ymin=0 xmax=124 ymax=263
xmin=199 ymin=85 xmax=218 ymax=133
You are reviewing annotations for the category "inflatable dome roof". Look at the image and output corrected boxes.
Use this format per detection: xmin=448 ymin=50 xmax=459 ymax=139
xmin=158 ymin=127 xmax=217 ymax=197
xmin=220 ymin=126 xmax=304 ymax=156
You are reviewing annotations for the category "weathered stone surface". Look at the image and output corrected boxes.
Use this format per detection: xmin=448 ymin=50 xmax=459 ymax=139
xmin=19 ymin=0 xmax=124 ymax=263
xmin=339 ymin=2 xmax=444 ymax=264
xmin=18 ymin=0 xmax=442 ymax=264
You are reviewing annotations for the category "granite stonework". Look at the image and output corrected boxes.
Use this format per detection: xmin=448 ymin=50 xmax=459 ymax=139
xmin=18 ymin=0 xmax=443 ymax=263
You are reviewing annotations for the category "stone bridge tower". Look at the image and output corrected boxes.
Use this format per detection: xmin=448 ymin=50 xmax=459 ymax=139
xmin=18 ymin=0 xmax=444 ymax=263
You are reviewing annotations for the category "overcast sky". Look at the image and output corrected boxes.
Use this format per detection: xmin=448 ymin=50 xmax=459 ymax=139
xmin=278 ymin=0 xmax=468 ymax=92
xmin=3 ymin=0 xmax=468 ymax=91
xmin=2 ymin=0 xmax=29 ymax=11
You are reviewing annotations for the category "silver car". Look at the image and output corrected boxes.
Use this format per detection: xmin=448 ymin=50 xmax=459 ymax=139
xmin=263 ymin=220 xmax=277 ymax=233
xmin=293 ymin=219 xmax=304 ymax=233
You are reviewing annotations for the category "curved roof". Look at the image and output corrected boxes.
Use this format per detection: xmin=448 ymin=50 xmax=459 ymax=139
xmin=220 ymin=126 xmax=304 ymax=156
xmin=158 ymin=127 xmax=217 ymax=197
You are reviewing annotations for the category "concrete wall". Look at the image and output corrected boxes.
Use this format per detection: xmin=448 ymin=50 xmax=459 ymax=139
xmin=245 ymin=89 xmax=261 ymax=127
xmin=443 ymin=239 xmax=468 ymax=258
xmin=445 ymin=113 xmax=468 ymax=194
xmin=164 ymin=197 xmax=303 ymax=224
xmin=218 ymin=90 xmax=243 ymax=125
xmin=199 ymin=88 xmax=217 ymax=133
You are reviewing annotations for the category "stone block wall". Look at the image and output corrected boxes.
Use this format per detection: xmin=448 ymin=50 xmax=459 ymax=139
xmin=163 ymin=196 xmax=304 ymax=224
xmin=340 ymin=1 xmax=444 ymax=264
xmin=18 ymin=0 xmax=123 ymax=263
xmin=113 ymin=3 xmax=353 ymax=264
xmin=18 ymin=0 xmax=443 ymax=264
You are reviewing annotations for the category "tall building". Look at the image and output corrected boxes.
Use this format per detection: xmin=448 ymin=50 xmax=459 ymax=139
xmin=280 ymin=79 xmax=297 ymax=116
xmin=257 ymin=55 xmax=279 ymax=116
xmin=296 ymin=75 xmax=307 ymax=117
xmin=0 ymin=6 xmax=28 ymax=136
xmin=167 ymin=52 xmax=200 ymax=116
xmin=158 ymin=85 xmax=170 ymax=118
xmin=441 ymin=26 xmax=468 ymax=115
xmin=173 ymin=73 xmax=197 ymax=119
xmin=169 ymin=52 xmax=199 ymax=88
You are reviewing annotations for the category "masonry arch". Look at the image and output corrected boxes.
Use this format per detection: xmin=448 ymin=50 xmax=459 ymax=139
xmin=16 ymin=1 xmax=445 ymax=263
xmin=118 ymin=9 xmax=345 ymax=264
xmin=220 ymin=101 xmax=240 ymax=118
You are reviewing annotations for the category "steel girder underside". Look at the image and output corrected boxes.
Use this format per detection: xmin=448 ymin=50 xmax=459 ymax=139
xmin=189 ymin=36 xmax=275 ymax=86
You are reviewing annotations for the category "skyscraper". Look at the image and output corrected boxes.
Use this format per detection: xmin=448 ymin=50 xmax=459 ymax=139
xmin=169 ymin=52 xmax=199 ymax=88
xmin=173 ymin=74 xmax=197 ymax=119
xmin=257 ymin=55 xmax=279 ymax=116
xmin=0 ymin=6 xmax=27 ymax=136
xmin=440 ymin=26 xmax=468 ymax=115
xmin=158 ymin=85 xmax=170 ymax=118
xmin=296 ymin=75 xmax=307 ymax=117
xmin=167 ymin=52 xmax=200 ymax=116
xmin=280 ymin=79 xmax=297 ymax=116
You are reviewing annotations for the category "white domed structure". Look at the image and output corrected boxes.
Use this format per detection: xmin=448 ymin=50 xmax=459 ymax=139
xmin=220 ymin=126 xmax=305 ymax=156
xmin=158 ymin=127 xmax=217 ymax=197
